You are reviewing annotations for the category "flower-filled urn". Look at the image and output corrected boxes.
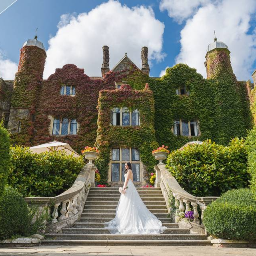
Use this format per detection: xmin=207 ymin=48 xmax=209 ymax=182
xmin=152 ymin=145 xmax=169 ymax=164
xmin=81 ymin=146 xmax=99 ymax=164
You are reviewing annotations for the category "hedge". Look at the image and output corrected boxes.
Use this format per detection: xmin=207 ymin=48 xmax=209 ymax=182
xmin=203 ymin=188 xmax=256 ymax=241
xmin=166 ymin=138 xmax=249 ymax=197
xmin=0 ymin=123 xmax=10 ymax=197
xmin=8 ymin=146 xmax=84 ymax=197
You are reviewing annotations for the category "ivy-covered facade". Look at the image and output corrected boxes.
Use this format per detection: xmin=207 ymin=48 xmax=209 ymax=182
xmin=0 ymin=37 xmax=253 ymax=184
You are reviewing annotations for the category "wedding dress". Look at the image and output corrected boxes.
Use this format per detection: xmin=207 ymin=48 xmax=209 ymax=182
xmin=105 ymin=174 xmax=167 ymax=234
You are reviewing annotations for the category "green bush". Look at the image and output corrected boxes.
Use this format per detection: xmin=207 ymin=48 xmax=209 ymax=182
xmin=0 ymin=123 xmax=10 ymax=197
xmin=0 ymin=186 xmax=31 ymax=240
xmin=246 ymin=127 xmax=256 ymax=196
xmin=203 ymin=188 xmax=256 ymax=241
xmin=8 ymin=146 xmax=84 ymax=197
xmin=166 ymin=138 xmax=249 ymax=196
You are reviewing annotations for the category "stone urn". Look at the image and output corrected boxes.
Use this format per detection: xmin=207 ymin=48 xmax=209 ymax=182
xmin=83 ymin=151 xmax=99 ymax=165
xmin=152 ymin=151 xmax=168 ymax=165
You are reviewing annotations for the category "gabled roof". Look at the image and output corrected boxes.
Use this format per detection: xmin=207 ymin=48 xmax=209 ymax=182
xmin=112 ymin=53 xmax=140 ymax=73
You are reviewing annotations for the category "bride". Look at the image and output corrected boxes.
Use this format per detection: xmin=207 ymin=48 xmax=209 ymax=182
xmin=105 ymin=162 xmax=167 ymax=234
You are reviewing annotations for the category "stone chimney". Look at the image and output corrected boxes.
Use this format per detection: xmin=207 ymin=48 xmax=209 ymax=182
xmin=141 ymin=46 xmax=150 ymax=75
xmin=101 ymin=45 xmax=110 ymax=77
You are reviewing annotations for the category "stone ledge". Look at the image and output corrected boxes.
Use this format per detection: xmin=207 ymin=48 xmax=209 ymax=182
xmin=211 ymin=238 xmax=256 ymax=248
xmin=0 ymin=234 xmax=44 ymax=247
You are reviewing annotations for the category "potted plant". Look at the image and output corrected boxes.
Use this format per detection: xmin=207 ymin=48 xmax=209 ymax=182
xmin=152 ymin=145 xmax=169 ymax=164
xmin=81 ymin=146 xmax=99 ymax=164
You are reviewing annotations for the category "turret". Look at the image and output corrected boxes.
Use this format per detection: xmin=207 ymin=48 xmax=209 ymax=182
xmin=205 ymin=37 xmax=234 ymax=79
xmin=8 ymin=36 xmax=46 ymax=144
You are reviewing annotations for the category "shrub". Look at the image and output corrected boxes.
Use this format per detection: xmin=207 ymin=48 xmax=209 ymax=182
xmin=203 ymin=188 xmax=256 ymax=241
xmin=166 ymin=138 xmax=249 ymax=196
xmin=8 ymin=146 xmax=84 ymax=197
xmin=0 ymin=123 xmax=10 ymax=197
xmin=246 ymin=127 xmax=256 ymax=196
xmin=0 ymin=186 xmax=31 ymax=240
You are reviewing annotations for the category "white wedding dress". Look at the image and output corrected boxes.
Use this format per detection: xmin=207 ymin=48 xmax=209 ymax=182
xmin=105 ymin=174 xmax=167 ymax=234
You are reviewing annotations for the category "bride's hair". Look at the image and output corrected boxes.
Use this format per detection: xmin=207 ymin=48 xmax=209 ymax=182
xmin=124 ymin=162 xmax=132 ymax=174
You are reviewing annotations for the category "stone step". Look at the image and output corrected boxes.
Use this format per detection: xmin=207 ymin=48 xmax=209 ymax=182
xmin=42 ymin=239 xmax=211 ymax=246
xmin=83 ymin=209 xmax=168 ymax=214
xmin=90 ymin=188 xmax=161 ymax=191
xmin=62 ymin=228 xmax=190 ymax=235
xmin=86 ymin=196 xmax=165 ymax=201
xmin=84 ymin=204 xmax=168 ymax=210
xmin=89 ymin=190 xmax=163 ymax=195
xmin=79 ymin=217 xmax=173 ymax=223
xmin=88 ymin=194 xmax=163 ymax=198
xmin=73 ymin=222 xmax=179 ymax=228
xmin=45 ymin=233 xmax=208 ymax=241
xmin=80 ymin=213 xmax=169 ymax=219
xmin=84 ymin=201 xmax=166 ymax=206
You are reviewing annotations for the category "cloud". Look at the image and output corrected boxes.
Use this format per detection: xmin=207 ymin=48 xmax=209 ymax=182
xmin=0 ymin=51 xmax=18 ymax=80
xmin=44 ymin=0 xmax=165 ymax=78
xmin=159 ymin=66 xmax=169 ymax=77
xmin=159 ymin=0 xmax=210 ymax=24
xmin=160 ymin=0 xmax=256 ymax=80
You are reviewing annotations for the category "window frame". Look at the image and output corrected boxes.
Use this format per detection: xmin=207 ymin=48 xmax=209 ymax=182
xmin=110 ymin=148 xmax=141 ymax=182
xmin=51 ymin=118 xmax=78 ymax=136
xmin=176 ymin=86 xmax=190 ymax=96
xmin=173 ymin=119 xmax=200 ymax=137
xmin=60 ymin=85 xmax=76 ymax=96
xmin=111 ymin=107 xmax=140 ymax=127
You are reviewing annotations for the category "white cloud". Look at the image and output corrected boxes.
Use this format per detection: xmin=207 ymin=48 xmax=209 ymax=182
xmin=161 ymin=0 xmax=256 ymax=80
xmin=159 ymin=0 xmax=210 ymax=24
xmin=0 ymin=51 xmax=18 ymax=80
xmin=44 ymin=0 xmax=165 ymax=78
xmin=159 ymin=66 xmax=169 ymax=77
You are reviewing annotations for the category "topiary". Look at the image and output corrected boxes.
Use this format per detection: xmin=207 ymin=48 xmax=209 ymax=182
xmin=0 ymin=186 xmax=31 ymax=240
xmin=0 ymin=122 xmax=10 ymax=197
xmin=203 ymin=188 xmax=256 ymax=241
xmin=166 ymin=138 xmax=249 ymax=196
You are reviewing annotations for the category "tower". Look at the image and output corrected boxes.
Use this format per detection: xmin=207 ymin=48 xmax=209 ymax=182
xmin=205 ymin=37 xmax=234 ymax=79
xmin=8 ymin=36 xmax=46 ymax=145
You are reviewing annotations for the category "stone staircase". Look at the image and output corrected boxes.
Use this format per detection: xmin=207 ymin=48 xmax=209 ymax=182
xmin=43 ymin=187 xmax=211 ymax=246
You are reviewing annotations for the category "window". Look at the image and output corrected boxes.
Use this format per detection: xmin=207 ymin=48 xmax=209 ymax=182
xmin=111 ymin=108 xmax=140 ymax=126
xmin=115 ymin=81 xmax=127 ymax=89
xmin=173 ymin=120 xmax=199 ymax=137
xmin=52 ymin=118 xmax=78 ymax=135
xmin=111 ymin=148 xmax=140 ymax=182
xmin=176 ymin=86 xmax=189 ymax=95
xmin=60 ymin=85 xmax=76 ymax=96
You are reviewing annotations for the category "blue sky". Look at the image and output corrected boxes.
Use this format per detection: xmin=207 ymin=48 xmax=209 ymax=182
xmin=1 ymin=0 xmax=256 ymax=80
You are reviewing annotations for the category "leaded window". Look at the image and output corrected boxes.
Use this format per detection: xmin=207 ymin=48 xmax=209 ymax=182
xmin=111 ymin=108 xmax=140 ymax=126
xmin=60 ymin=85 xmax=76 ymax=96
xmin=111 ymin=148 xmax=140 ymax=182
xmin=173 ymin=120 xmax=199 ymax=137
xmin=52 ymin=118 xmax=78 ymax=135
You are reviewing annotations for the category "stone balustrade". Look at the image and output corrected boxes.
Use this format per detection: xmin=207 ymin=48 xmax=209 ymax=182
xmin=25 ymin=163 xmax=96 ymax=233
xmin=154 ymin=163 xmax=218 ymax=233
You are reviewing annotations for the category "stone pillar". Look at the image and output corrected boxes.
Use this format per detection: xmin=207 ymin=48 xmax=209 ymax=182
xmin=141 ymin=46 xmax=150 ymax=75
xmin=101 ymin=45 xmax=110 ymax=77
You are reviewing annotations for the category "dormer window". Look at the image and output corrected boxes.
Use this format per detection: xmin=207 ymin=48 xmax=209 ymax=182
xmin=112 ymin=108 xmax=140 ymax=126
xmin=173 ymin=120 xmax=199 ymax=136
xmin=60 ymin=85 xmax=76 ymax=96
xmin=176 ymin=86 xmax=189 ymax=95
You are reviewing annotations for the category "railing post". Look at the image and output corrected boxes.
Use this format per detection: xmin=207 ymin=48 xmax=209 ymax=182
xmin=191 ymin=202 xmax=200 ymax=224
xmin=155 ymin=166 xmax=161 ymax=188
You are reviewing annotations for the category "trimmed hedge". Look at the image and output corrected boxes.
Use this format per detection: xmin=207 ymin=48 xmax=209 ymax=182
xmin=8 ymin=147 xmax=84 ymax=197
xmin=0 ymin=186 xmax=31 ymax=240
xmin=166 ymin=138 xmax=249 ymax=196
xmin=0 ymin=123 xmax=10 ymax=197
xmin=203 ymin=188 xmax=256 ymax=241
xmin=246 ymin=127 xmax=256 ymax=196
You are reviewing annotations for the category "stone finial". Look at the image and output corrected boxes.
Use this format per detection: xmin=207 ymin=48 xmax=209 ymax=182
xmin=101 ymin=45 xmax=110 ymax=77
xmin=141 ymin=46 xmax=150 ymax=75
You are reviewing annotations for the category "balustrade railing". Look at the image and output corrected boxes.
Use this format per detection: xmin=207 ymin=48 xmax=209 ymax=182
xmin=25 ymin=163 xmax=96 ymax=233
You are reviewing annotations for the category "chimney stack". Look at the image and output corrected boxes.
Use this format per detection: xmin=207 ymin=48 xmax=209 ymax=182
xmin=141 ymin=46 xmax=150 ymax=75
xmin=101 ymin=45 xmax=110 ymax=77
